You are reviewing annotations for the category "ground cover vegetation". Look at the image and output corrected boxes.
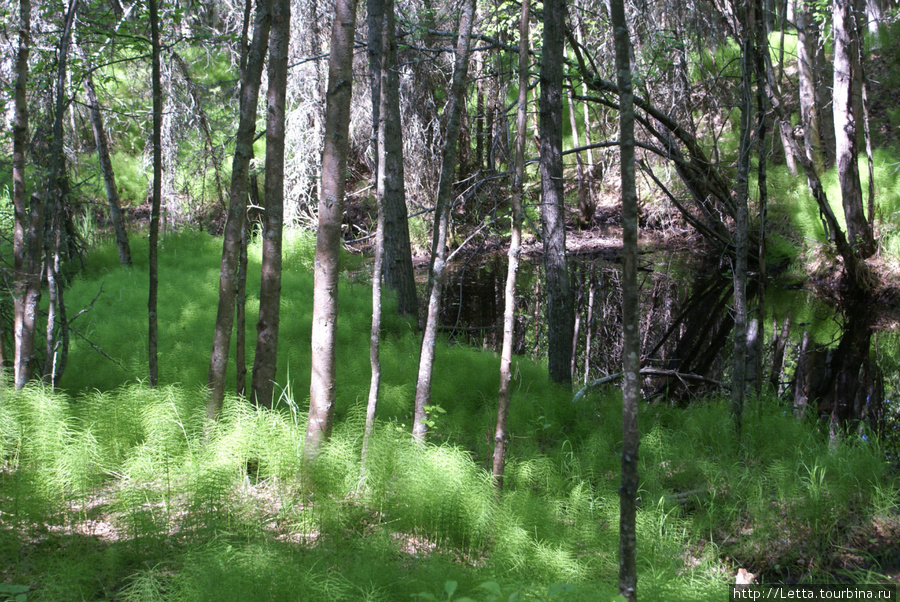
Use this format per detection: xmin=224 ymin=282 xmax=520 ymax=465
xmin=0 ymin=233 xmax=897 ymax=600
xmin=2 ymin=0 xmax=900 ymax=598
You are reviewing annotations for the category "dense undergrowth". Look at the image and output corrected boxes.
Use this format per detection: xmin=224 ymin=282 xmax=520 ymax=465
xmin=1 ymin=232 xmax=898 ymax=600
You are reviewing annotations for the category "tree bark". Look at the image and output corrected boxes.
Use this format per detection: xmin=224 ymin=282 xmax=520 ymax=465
xmin=540 ymin=0 xmax=574 ymax=385
xmin=81 ymin=55 xmax=132 ymax=266
xmin=251 ymin=0 xmax=290 ymax=408
xmin=492 ymin=0 xmax=529 ymax=492
xmin=206 ymin=0 xmax=271 ymax=419
xmin=378 ymin=0 xmax=417 ymax=318
xmin=833 ymin=0 xmax=875 ymax=258
xmin=732 ymin=0 xmax=755 ymax=437
xmin=611 ymin=0 xmax=640 ymax=596
xmin=796 ymin=1 xmax=824 ymax=177
xmin=12 ymin=0 xmax=40 ymax=390
xmin=148 ymin=0 xmax=161 ymax=387
xmin=305 ymin=0 xmax=358 ymax=457
xmin=42 ymin=0 xmax=78 ymax=388
xmin=412 ymin=0 xmax=476 ymax=442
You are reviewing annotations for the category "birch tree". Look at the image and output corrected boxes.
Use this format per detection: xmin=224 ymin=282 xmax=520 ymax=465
xmin=411 ymin=0 xmax=477 ymax=442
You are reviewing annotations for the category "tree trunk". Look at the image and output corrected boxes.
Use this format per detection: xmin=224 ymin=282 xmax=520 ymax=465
xmin=412 ymin=0 xmax=476 ymax=442
xmin=567 ymin=74 xmax=592 ymax=226
xmin=833 ymin=0 xmax=875 ymax=258
xmin=251 ymin=0 xmax=290 ymax=408
xmin=754 ymin=0 xmax=768 ymax=395
xmin=796 ymin=1 xmax=824 ymax=177
xmin=611 ymin=0 xmax=640 ymax=596
xmin=770 ymin=314 xmax=790 ymax=392
xmin=12 ymin=0 xmax=40 ymax=390
xmin=206 ymin=0 xmax=271 ymax=419
xmin=148 ymin=0 xmax=162 ymax=387
xmin=492 ymin=0 xmax=529 ymax=492
xmin=732 ymin=0 xmax=755 ymax=437
xmin=378 ymin=0 xmax=417 ymax=319
xmin=540 ymin=0 xmax=574 ymax=385
xmin=82 ymin=59 xmax=132 ymax=266
xmin=42 ymin=0 xmax=78 ymax=388
xmin=305 ymin=0 xmax=358 ymax=457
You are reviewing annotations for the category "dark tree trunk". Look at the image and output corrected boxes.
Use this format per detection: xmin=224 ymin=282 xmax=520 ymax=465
xmin=306 ymin=0 xmax=358 ymax=457
xmin=206 ymin=0 xmax=271 ymax=419
xmin=611 ymin=0 xmax=640 ymax=596
xmin=732 ymin=0 xmax=755 ymax=437
xmin=148 ymin=0 xmax=162 ymax=387
xmin=251 ymin=0 xmax=290 ymax=408
xmin=412 ymin=0 xmax=476 ymax=442
xmin=540 ymin=0 xmax=574 ymax=385
xmin=492 ymin=0 xmax=529 ymax=492
xmin=12 ymin=0 xmax=40 ymax=390
xmin=378 ymin=0 xmax=417 ymax=318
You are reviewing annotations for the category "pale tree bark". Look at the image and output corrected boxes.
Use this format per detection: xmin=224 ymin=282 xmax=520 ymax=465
xmin=81 ymin=55 xmax=132 ymax=266
xmin=833 ymin=0 xmax=875 ymax=258
xmin=12 ymin=0 xmax=40 ymax=390
xmin=305 ymin=0 xmax=358 ymax=457
xmin=567 ymin=72 xmax=592 ymax=225
xmin=541 ymin=0 xmax=574 ymax=385
xmin=492 ymin=0 xmax=529 ymax=492
xmin=363 ymin=0 xmax=403 ymax=464
xmin=250 ymin=0 xmax=290 ymax=408
xmin=149 ymin=0 xmax=162 ymax=387
xmin=42 ymin=0 xmax=78 ymax=387
xmin=796 ymin=1 xmax=824 ymax=177
xmin=611 ymin=0 xmax=639 ymax=596
xmin=412 ymin=0 xmax=476 ymax=442
xmin=852 ymin=6 xmax=876 ymax=232
xmin=206 ymin=0 xmax=271 ymax=419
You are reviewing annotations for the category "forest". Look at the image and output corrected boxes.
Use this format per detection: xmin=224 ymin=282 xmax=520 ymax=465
xmin=1 ymin=0 xmax=900 ymax=598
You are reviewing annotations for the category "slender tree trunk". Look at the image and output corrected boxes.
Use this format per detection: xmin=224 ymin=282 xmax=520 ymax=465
xmin=12 ymin=0 xmax=39 ymax=390
xmin=567 ymin=76 xmax=592 ymax=225
xmin=305 ymin=0 xmax=358 ymax=457
xmin=81 ymin=57 xmax=132 ymax=265
xmin=236 ymin=214 xmax=250 ymax=396
xmin=754 ymin=0 xmax=768 ymax=394
xmin=366 ymin=0 xmax=383 ymax=177
xmin=833 ymin=0 xmax=875 ymax=257
xmin=770 ymin=314 xmax=790 ymax=392
xmin=583 ymin=276 xmax=594 ymax=385
xmin=853 ymin=5 xmax=876 ymax=232
xmin=492 ymin=0 xmax=529 ymax=492
xmin=732 ymin=0 xmax=755 ymax=437
xmin=540 ymin=0 xmax=574 ymax=385
xmin=148 ymin=0 xmax=162 ymax=387
xmin=42 ymin=0 xmax=78 ymax=387
xmin=412 ymin=0 xmax=476 ymax=442
xmin=611 ymin=0 xmax=640 ymax=596
xmin=251 ymin=0 xmax=290 ymax=408
xmin=206 ymin=0 xmax=271 ymax=419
